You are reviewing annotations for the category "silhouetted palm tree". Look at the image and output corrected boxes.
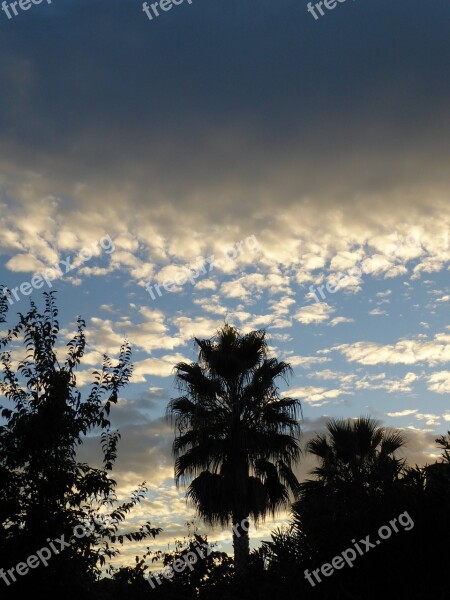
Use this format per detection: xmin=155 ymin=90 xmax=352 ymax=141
xmin=167 ymin=325 xmax=301 ymax=579
xmin=306 ymin=416 xmax=405 ymax=489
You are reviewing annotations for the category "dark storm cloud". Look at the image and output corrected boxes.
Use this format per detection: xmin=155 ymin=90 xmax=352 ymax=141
xmin=1 ymin=0 xmax=449 ymax=263
xmin=0 ymin=0 xmax=449 ymax=172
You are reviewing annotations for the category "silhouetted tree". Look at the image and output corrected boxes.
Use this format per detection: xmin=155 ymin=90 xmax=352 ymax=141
xmin=306 ymin=416 xmax=405 ymax=489
xmin=146 ymin=526 xmax=233 ymax=599
xmin=0 ymin=291 xmax=160 ymax=599
xmin=167 ymin=325 xmax=301 ymax=580
xmin=262 ymin=417 xmax=450 ymax=600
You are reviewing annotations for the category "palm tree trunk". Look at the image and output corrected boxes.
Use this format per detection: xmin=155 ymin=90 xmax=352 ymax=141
xmin=232 ymin=515 xmax=250 ymax=579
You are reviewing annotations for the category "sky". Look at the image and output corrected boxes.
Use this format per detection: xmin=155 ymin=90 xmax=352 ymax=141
xmin=0 ymin=0 xmax=449 ymax=568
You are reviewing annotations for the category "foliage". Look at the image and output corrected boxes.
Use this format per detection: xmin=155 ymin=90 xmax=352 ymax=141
xmin=0 ymin=291 xmax=160 ymax=599
xmin=261 ymin=418 xmax=450 ymax=600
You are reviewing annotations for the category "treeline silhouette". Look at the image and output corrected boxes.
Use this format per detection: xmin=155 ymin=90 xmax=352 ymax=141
xmin=0 ymin=292 xmax=448 ymax=599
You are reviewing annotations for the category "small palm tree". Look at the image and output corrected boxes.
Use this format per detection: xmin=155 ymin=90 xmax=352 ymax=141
xmin=306 ymin=416 xmax=405 ymax=488
xmin=167 ymin=325 xmax=302 ymax=578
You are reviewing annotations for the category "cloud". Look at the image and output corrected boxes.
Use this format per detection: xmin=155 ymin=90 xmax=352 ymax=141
xmin=195 ymin=279 xmax=217 ymax=291
xmin=87 ymin=314 xmax=182 ymax=355
xmin=368 ymin=308 xmax=389 ymax=316
xmin=171 ymin=316 xmax=225 ymax=341
xmin=415 ymin=413 xmax=441 ymax=427
xmin=288 ymin=355 xmax=332 ymax=369
xmin=328 ymin=316 xmax=354 ymax=327
xmin=132 ymin=353 xmax=189 ymax=382
xmin=295 ymin=302 xmax=334 ymax=325
xmin=355 ymin=372 xmax=419 ymax=394
xmin=332 ymin=331 xmax=450 ymax=366
xmin=427 ymin=371 xmax=450 ymax=394
xmin=307 ymin=370 xmax=356 ymax=386
xmin=220 ymin=272 xmax=291 ymax=301
xmin=286 ymin=386 xmax=352 ymax=406
xmin=386 ymin=409 xmax=418 ymax=418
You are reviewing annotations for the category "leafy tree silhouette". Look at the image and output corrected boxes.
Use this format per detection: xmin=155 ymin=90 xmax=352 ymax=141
xmin=110 ymin=523 xmax=233 ymax=600
xmin=0 ymin=290 xmax=160 ymax=600
xmin=167 ymin=324 xmax=301 ymax=582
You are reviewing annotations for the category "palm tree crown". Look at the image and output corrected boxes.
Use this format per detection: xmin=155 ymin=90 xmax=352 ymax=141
xmin=306 ymin=416 xmax=405 ymax=488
